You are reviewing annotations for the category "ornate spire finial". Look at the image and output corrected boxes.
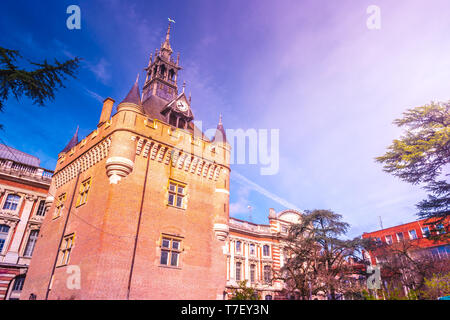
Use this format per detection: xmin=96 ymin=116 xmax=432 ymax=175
xmin=135 ymin=73 xmax=140 ymax=83
xmin=219 ymin=114 xmax=223 ymax=125
xmin=182 ymin=80 xmax=186 ymax=93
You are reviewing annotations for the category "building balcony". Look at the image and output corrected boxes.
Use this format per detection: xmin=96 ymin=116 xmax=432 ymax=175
xmin=0 ymin=159 xmax=53 ymax=185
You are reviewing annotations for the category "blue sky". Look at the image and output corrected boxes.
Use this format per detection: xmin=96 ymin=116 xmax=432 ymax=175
xmin=1 ymin=0 xmax=450 ymax=238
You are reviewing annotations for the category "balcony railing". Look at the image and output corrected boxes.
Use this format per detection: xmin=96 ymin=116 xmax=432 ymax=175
xmin=0 ymin=159 xmax=53 ymax=184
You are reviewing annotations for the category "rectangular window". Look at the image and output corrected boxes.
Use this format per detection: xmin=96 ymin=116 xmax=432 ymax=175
xmin=250 ymin=264 xmax=256 ymax=283
xmin=422 ymin=227 xmax=430 ymax=238
xmin=36 ymin=200 xmax=46 ymax=216
xmin=396 ymin=232 xmax=404 ymax=242
xmin=408 ymin=229 xmax=418 ymax=240
xmin=58 ymin=234 xmax=75 ymax=266
xmin=0 ymin=224 xmax=10 ymax=253
xmin=264 ymin=265 xmax=271 ymax=284
xmin=3 ymin=194 xmax=21 ymax=211
xmin=12 ymin=275 xmax=25 ymax=292
xmin=54 ymin=193 xmax=67 ymax=218
xmin=76 ymin=178 xmax=91 ymax=207
xmin=160 ymin=236 xmax=182 ymax=267
xmin=236 ymin=241 xmax=241 ymax=253
xmin=24 ymin=230 xmax=39 ymax=257
xmin=167 ymin=180 xmax=186 ymax=209
xmin=385 ymin=235 xmax=393 ymax=245
xmin=235 ymin=262 xmax=242 ymax=281
xmin=263 ymin=245 xmax=270 ymax=257
xmin=249 ymin=244 xmax=255 ymax=255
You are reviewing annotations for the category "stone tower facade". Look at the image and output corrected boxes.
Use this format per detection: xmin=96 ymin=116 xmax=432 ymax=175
xmin=21 ymin=23 xmax=231 ymax=300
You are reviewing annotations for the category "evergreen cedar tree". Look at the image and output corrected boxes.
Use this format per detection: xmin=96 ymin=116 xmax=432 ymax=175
xmin=376 ymin=102 xmax=450 ymax=238
xmin=0 ymin=46 xmax=80 ymax=128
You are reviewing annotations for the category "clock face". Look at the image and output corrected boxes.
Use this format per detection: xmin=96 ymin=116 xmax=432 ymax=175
xmin=177 ymin=100 xmax=188 ymax=112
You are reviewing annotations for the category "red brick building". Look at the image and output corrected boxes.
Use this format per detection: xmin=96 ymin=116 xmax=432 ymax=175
xmin=362 ymin=217 xmax=450 ymax=265
xmin=21 ymin=22 xmax=231 ymax=300
xmin=0 ymin=144 xmax=52 ymax=299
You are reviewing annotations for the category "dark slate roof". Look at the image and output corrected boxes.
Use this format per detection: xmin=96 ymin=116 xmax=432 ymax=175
xmin=0 ymin=143 xmax=41 ymax=167
xmin=120 ymin=81 xmax=142 ymax=106
xmin=61 ymin=127 xmax=79 ymax=153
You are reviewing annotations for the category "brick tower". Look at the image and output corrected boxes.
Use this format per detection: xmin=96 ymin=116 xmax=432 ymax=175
xmin=21 ymin=22 xmax=231 ymax=300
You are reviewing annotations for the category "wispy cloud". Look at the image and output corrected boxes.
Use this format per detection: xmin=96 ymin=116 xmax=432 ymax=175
xmin=231 ymin=171 xmax=303 ymax=212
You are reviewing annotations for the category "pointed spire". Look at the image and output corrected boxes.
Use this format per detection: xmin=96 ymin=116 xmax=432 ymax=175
xmin=212 ymin=115 xmax=227 ymax=144
xmin=161 ymin=20 xmax=173 ymax=54
xmin=120 ymin=74 xmax=142 ymax=106
xmin=61 ymin=126 xmax=79 ymax=153
xmin=182 ymin=80 xmax=186 ymax=93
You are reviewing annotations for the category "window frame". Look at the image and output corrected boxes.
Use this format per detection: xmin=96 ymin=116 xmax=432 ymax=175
xmin=263 ymin=245 xmax=270 ymax=257
xmin=0 ymin=224 xmax=11 ymax=254
xmin=167 ymin=180 xmax=186 ymax=209
xmin=3 ymin=194 xmax=21 ymax=211
xmin=396 ymin=232 xmax=404 ymax=242
xmin=23 ymin=229 xmax=39 ymax=257
xmin=76 ymin=178 xmax=92 ymax=207
xmin=385 ymin=235 xmax=393 ymax=245
xmin=235 ymin=261 xmax=242 ymax=281
xmin=36 ymin=200 xmax=46 ymax=216
xmin=54 ymin=193 xmax=67 ymax=219
xmin=408 ymin=229 xmax=418 ymax=240
xmin=57 ymin=233 xmax=75 ymax=267
xmin=159 ymin=235 xmax=182 ymax=268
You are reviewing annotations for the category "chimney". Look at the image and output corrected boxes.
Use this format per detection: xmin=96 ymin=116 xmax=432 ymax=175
xmin=98 ymin=97 xmax=115 ymax=127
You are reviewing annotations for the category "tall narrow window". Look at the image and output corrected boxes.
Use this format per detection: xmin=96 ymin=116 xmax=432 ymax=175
xmin=36 ymin=200 xmax=46 ymax=216
xmin=396 ymin=232 xmax=404 ymax=242
xmin=12 ymin=275 xmax=25 ymax=292
xmin=385 ymin=235 xmax=393 ymax=244
xmin=249 ymin=244 xmax=255 ymax=255
xmin=168 ymin=180 xmax=186 ymax=209
xmin=0 ymin=224 xmax=10 ymax=253
xmin=3 ymin=194 xmax=21 ymax=211
xmin=24 ymin=230 xmax=39 ymax=257
xmin=235 ymin=262 xmax=242 ymax=281
xmin=250 ymin=264 xmax=256 ymax=283
xmin=76 ymin=178 xmax=91 ymax=207
xmin=263 ymin=245 xmax=270 ymax=257
xmin=54 ymin=193 xmax=67 ymax=218
xmin=160 ymin=236 xmax=182 ymax=267
xmin=236 ymin=241 xmax=242 ymax=253
xmin=264 ymin=265 xmax=271 ymax=284
xmin=422 ymin=227 xmax=430 ymax=238
xmin=58 ymin=234 xmax=75 ymax=266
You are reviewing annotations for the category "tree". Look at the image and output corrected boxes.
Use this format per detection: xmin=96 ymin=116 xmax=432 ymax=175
xmin=228 ymin=281 xmax=260 ymax=300
xmin=372 ymin=238 xmax=450 ymax=299
xmin=376 ymin=102 xmax=450 ymax=229
xmin=279 ymin=209 xmax=369 ymax=300
xmin=0 ymin=47 xmax=80 ymax=128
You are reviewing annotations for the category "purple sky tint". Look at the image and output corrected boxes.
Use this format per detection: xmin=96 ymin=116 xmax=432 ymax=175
xmin=1 ymin=0 xmax=449 ymax=237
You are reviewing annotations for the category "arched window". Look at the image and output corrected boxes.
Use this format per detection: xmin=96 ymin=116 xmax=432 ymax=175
xmin=153 ymin=65 xmax=158 ymax=76
xmin=265 ymin=295 xmax=273 ymax=300
xmin=168 ymin=69 xmax=175 ymax=81
xmin=3 ymin=194 xmax=21 ymax=211
xmin=264 ymin=265 xmax=271 ymax=284
xmin=0 ymin=224 xmax=10 ymax=253
xmin=160 ymin=64 xmax=166 ymax=78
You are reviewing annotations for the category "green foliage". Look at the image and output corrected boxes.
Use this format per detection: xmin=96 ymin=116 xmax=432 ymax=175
xmin=420 ymin=273 xmax=450 ymax=300
xmin=0 ymin=46 xmax=80 ymax=128
xmin=376 ymin=101 xmax=450 ymax=226
xmin=228 ymin=281 xmax=260 ymax=300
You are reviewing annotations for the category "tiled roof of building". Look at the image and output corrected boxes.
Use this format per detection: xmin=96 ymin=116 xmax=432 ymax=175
xmin=0 ymin=143 xmax=40 ymax=167
xmin=61 ymin=126 xmax=79 ymax=153
xmin=120 ymin=77 xmax=142 ymax=106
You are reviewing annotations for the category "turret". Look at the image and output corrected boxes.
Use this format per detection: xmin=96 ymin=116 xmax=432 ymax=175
xmin=105 ymin=77 xmax=143 ymax=184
